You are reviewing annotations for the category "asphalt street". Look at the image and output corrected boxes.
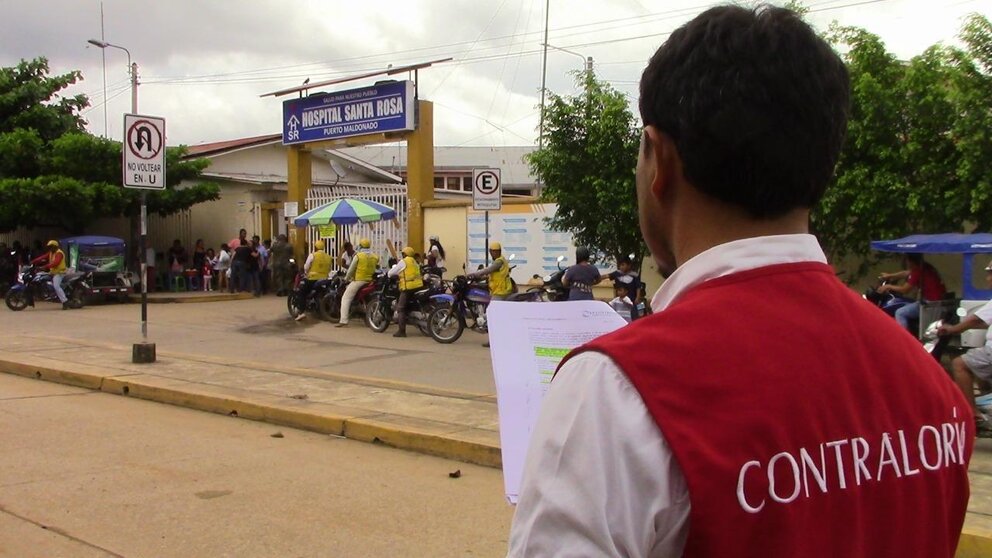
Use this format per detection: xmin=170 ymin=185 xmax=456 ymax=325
xmin=0 ymin=373 xmax=513 ymax=557
xmin=0 ymin=296 xmax=497 ymax=395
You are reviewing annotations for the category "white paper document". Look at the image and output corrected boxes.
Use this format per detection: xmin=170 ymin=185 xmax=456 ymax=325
xmin=487 ymin=300 xmax=628 ymax=504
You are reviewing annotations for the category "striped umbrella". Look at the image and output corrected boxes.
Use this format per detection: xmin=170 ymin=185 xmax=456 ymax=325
xmin=293 ymin=198 xmax=396 ymax=227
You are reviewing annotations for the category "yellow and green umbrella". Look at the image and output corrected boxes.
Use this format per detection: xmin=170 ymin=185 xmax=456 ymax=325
xmin=293 ymin=198 xmax=396 ymax=227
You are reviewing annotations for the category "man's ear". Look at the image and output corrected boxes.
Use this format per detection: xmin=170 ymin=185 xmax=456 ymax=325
xmin=642 ymin=125 xmax=680 ymax=204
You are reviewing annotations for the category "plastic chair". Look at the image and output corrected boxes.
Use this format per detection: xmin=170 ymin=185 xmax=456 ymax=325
xmin=171 ymin=275 xmax=186 ymax=292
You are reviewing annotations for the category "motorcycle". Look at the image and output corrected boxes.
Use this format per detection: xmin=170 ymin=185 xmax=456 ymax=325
xmin=428 ymin=257 xmax=543 ymax=343
xmin=287 ymin=269 xmax=336 ymax=320
xmin=319 ymin=270 xmax=382 ymax=322
xmin=364 ymin=267 xmax=449 ymax=335
xmin=863 ymin=279 xmax=913 ymax=317
xmin=5 ymin=265 xmax=90 ymax=311
xmin=540 ymin=255 xmax=570 ymax=302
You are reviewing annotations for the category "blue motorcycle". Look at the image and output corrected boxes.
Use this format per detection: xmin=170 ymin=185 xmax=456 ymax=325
xmin=5 ymin=265 xmax=90 ymax=311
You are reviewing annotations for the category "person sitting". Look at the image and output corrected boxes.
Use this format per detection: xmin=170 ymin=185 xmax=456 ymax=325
xmin=295 ymin=240 xmax=331 ymax=321
xmin=938 ymin=261 xmax=992 ymax=437
xmin=877 ymin=252 xmax=946 ymax=333
xmin=336 ymin=238 xmax=379 ymax=328
xmin=387 ymin=246 xmax=424 ymax=338
xmin=31 ymin=240 xmax=70 ymax=309
xmin=562 ymin=247 xmax=602 ymax=301
xmin=469 ymin=242 xmax=515 ymax=348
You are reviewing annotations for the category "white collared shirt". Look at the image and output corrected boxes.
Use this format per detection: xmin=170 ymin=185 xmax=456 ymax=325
xmin=507 ymin=234 xmax=827 ymax=558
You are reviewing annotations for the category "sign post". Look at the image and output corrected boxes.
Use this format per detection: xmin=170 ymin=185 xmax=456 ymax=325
xmin=123 ymin=113 xmax=165 ymax=363
xmin=473 ymin=168 xmax=502 ymax=266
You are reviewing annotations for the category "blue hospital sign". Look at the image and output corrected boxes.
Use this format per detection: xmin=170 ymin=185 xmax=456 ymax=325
xmin=282 ymin=80 xmax=416 ymax=145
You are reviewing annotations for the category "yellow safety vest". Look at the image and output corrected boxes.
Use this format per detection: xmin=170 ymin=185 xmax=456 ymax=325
xmin=355 ymin=251 xmax=378 ymax=282
xmin=490 ymin=256 xmax=512 ymax=296
xmin=50 ymin=249 xmax=67 ymax=275
xmin=307 ymin=251 xmax=332 ymax=280
xmin=400 ymin=256 xmax=424 ymax=291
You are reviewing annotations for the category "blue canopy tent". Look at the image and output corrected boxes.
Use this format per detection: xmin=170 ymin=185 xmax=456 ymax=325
xmin=870 ymin=233 xmax=992 ymax=300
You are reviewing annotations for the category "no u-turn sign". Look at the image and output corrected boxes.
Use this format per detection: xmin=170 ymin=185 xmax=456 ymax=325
xmin=123 ymin=113 xmax=166 ymax=190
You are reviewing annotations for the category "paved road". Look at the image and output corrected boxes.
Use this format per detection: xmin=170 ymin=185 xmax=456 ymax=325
xmin=0 ymin=296 xmax=496 ymax=394
xmin=0 ymin=373 xmax=513 ymax=557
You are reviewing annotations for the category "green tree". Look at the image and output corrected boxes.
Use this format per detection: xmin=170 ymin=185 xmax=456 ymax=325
xmin=813 ymin=16 xmax=992 ymax=277
xmin=0 ymin=57 xmax=220 ymax=236
xmin=528 ymin=71 xmax=643 ymax=264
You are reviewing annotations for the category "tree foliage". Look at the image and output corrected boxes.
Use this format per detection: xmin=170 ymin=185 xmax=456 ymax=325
xmin=814 ymin=15 xmax=992 ymax=276
xmin=0 ymin=57 xmax=220 ymax=235
xmin=529 ymin=71 xmax=643 ymax=264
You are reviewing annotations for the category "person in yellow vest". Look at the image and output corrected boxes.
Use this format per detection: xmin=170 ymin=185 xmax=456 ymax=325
xmin=31 ymin=240 xmax=70 ymax=310
xmin=387 ymin=246 xmax=424 ymax=338
xmin=469 ymin=241 xmax=514 ymax=347
xmin=336 ymin=238 xmax=379 ymax=328
xmin=294 ymin=239 xmax=332 ymax=321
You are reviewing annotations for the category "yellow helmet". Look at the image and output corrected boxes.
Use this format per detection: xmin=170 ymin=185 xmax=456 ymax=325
xmin=313 ymin=239 xmax=325 ymax=251
xmin=46 ymin=240 xmax=59 ymax=248
xmin=402 ymin=246 xmax=415 ymax=257
xmin=489 ymin=241 xmax=502 ymax=251
xmin=359 ymin=238 xmax=371 ymax=249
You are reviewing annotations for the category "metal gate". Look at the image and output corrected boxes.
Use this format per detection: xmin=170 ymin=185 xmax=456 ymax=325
xmin=305 ymin=183 xmax=408 ymax=266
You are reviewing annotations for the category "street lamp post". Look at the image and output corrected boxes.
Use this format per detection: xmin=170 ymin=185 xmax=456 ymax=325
xmin=541 ymin=43 xmax=594 ymax=73
xmin=88 ymin=39 xmax=154 ymax=363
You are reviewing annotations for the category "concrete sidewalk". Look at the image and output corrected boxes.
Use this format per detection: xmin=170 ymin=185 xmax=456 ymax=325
xmin=2 ymin=334 xmax=991 ymax=555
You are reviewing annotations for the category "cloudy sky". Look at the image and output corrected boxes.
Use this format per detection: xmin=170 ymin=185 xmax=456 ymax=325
xmin=2 ymin=0 xmax=986 ymax=150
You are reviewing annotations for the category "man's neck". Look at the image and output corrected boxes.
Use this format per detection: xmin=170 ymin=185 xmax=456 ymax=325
xmin=671 ymin=193 xmax=810 ymax=268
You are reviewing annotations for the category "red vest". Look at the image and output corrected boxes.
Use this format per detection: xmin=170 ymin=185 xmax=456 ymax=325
xmin=565 ymin=262 xmax=972 ymax=557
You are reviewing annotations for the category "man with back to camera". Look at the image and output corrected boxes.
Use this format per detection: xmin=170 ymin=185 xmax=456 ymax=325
xmin=507 ymin=5 xmax=972 ymax=557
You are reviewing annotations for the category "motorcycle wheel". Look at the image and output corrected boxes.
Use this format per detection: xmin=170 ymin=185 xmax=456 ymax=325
xmin=428 ymin=305 xmax=464 ymax=344
xmin=287 ymin=292 xmax=304 ymax=319
xmin=68 ymin=287 xmax=85 ymax=309
xmin=5 ymin=290 xmax=28 ymax=311
xmin=365 ymin=296 xmax=390 ymax=333
xmin=319 ymin=293 xmax=341 ymax=322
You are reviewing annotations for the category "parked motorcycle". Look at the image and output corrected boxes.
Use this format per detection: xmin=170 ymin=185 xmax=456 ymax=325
xmin=364 ymin=268 xmax=449 ymax=335
xmin=540 ymin=255 xmax=570 ymax=302
xmin=287 ymin=270 xmax=336 ymax=320
xmin=5 ymin=265 xmax=90 ymax=311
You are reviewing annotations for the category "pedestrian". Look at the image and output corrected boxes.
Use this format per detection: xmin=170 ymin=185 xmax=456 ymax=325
xmin=561 ymin=247 xmax=602 ymax=300
xmin=339 ymin=241 xmax=355 ymax=270
xmin=202 ymin=248 xmax=215 ymax=291
xmin=387 ymin=246 xmax=423 ymax=337
xmin=230 ymin=230 xmax=252 ymax=293
xmin=427 ymin=236 xmax=446 ymax=270
xmin=260 ymin=239 xmax=272 ymax=294
xmin=192 ymin=238 xmax=207 ymax=288
xmin=248 ymin=237 xmax=262 ymax=297
xmin=508 ymin=6 xmax=972 ymax=557
xmin=336 ymin=238 xmax=379 ymax=328
xmin=215 ymin=244 xmax=231 ymax=292
xmin=606 ymin=254 xmax=642 ymax=320
xmin=270 ymin=234 xmax=293 ymax=296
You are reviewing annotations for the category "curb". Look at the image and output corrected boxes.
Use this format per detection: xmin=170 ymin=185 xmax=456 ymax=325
xmin=127 ymin=292 xmax=254 ymax=304
xmin=0 ymin=358 xmax=501 ymax=469
xmin=959 ymin=529 xmax=992 ymax=558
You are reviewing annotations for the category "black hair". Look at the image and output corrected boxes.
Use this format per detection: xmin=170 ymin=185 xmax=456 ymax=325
xmin=638 ymin=5 xmax=850 ymax=219
xmin=906 ymin=253 xmax=924 ymax=266
xmin=430 ymin=238 xmax=446 ymax=260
